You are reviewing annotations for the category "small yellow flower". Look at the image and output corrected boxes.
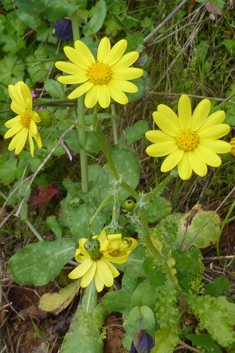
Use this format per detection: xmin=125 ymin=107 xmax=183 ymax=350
xmin=230 ymin=137 xmax=235 ymax=157
xmin=4 ymin=81 xmax=42 ymax=157
xmin=55 ymin=37 xmax=143 ymax=108
xmin=145 ymin=95 xmax=231 ymax=180
xmin=68 ymin=229 xmax=137 ymax=292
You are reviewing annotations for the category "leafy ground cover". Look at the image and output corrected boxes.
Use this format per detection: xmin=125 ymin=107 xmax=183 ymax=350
xmin=1 ymin=0 xmax=235 ymax=352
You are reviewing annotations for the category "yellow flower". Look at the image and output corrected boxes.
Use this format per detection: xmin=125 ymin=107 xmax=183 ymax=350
xmin=4 ymin=81 xmax=42 ymax=157
xmin=68 ymin=229 xmax=137 ymax=292
xmin=230 ymin=137 xmax=235 ymax=157
xmin=55 ymin=37 xmax=143 ymax=108
xmin=145 ymin=95 xmax=231 ymax=180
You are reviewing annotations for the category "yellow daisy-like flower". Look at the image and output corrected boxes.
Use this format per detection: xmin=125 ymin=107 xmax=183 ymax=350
xmin=55 ymin=37 xmax=143 ymax=109
xmin=230 ymin=137 xmax=235 ymax=157
xmin=68 ymin=229 xmax=137 ymax=292
xmin=4 ymin=81 xmax=42 ymax=157
xmin=145 ymin=94 xmax=231 ymax=180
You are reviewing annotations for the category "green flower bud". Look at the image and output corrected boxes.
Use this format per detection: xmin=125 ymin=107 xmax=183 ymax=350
xmin=123 ymin=199 xmax=135 ymax=211
xmin=37 ymin=110 xmax=53 ymax=127
xmin=84 ymin=239 xmax=102 ymax=259
xmin=106 ymin=224 xmax=123 ymax=235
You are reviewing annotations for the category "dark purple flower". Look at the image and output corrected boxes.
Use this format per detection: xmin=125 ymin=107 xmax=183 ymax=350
xmin=52 ymin=18 xmax=73 ymax=41
xmin=131 ymin=329 xmax=155 ymax=353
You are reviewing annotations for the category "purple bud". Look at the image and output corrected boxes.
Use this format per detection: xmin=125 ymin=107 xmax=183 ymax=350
xmin=131 ymin=329 xmax=155 ymax=353
xmin=52 ymin=18 xmax=73 ymax=41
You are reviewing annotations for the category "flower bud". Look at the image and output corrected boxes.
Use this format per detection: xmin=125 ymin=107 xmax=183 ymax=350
xmin=52 ymin=18 xmax=73 ymax=41
xmin=84 ymin=239 xmax=102 ymax=259
xmin=37 ymin=110 xmax=53 ymax=127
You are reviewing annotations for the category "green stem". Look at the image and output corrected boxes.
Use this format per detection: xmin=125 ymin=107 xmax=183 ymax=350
xmin=111 ymin=104 xmax=118 ymax=145
xmin=88 ymin=193 xmax=113 ymax=240
xmin=143 ymin=172 xmax=174 ymax=203
xmin=71 ymin=6 xmax=88 ymax=193
xmin=141 ymin=206 xmax=180 ymax=288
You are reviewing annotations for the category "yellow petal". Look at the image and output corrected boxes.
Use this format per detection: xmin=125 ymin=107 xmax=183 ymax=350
xmin=97 ymin=84 xmax=111 ymax=108
xmin=29 ymin=119 xmax=38 ymax=136
xmin=9 ymin=82 xmax=26 ymax=114
xmin=152 ymin=111 xmax=180 ymax=137
xmin=198 ymin=124 xmax=230 ymax=140
xmin=97 ymin=260 xmax=114 ymax=287
xmin=146 ymin=141 xmax=178 ymax=157
xmin=84 ymin=85 xmax=98 ymax=108
xmin=99 ymin=228 xmax=107 ymax=244
xmin=58 ymin=74 xmax=88 ymax=85
xmin=64 ymin=46 xmax=90 ymax=69
xmin=94 ymin=269 xmax=104 ymax=292
xmin=55 ymin=61 xmax=84 ymax=75
xmin=4 ymin=124 xmax=22 ymax=138
xmin=104 ymin=39 xmax=127 ymax=66
xmin=68 ymin=259 xmax=93 ymax=279
xmin=97 ymin=37 xmax=111 ymax=62
xmin=28 ymin=132 xmax=34 ymax=157
xmin=105 ymin=253 xmax=129 ymax=264
xmin=145 ymin=130 xmax=175 ymax=144
xmin=178 ymin=153 xmax=192 ymax=180
xmin=198 ymin=110 xmax=226 ymax=132
xmin=102 ymin=258 xmax=120 ymax=278
xmin=161 ymin=149 xmax=184 ymax=172
xmin=68 ymin=81 xmax=93 ymax=100
xmin=188 ymin=151 xmax=207 ymax=177
xmin=77 ymin=238 xmax=90 ymax=258
xmin=34 ymin=132 xmax=42 ymax=149
xmin=194 ymin=145 xmax=222 ymax=167
xmin=178 ymin=94 xmax=192 ymax=130
xmin=74 ymin=40 xmax=95 ymax=64
xmin=191 ymin=99 xmax=211 ymax=131
xmin=80 ymin=262 xmax=96 ymax=288
xmin=106 ymin=83 xmax=128 ymax=105
xmin=21 ymin=82 xmax=33 ymax=112
xmin=9 ymin=128 xmax=28 ymax=154
xmin=109 ymin=79 xmax=138 ymax=93
xmin=32 ymin=112 xmax=41 ymax=123
xmin=157 ymin=105 xmax=181 ymax=131
xmin=112 ymin=67 xmax=143 ymax=80
xmin=200 ymin=140 xmax=231 ymax=153
xmin=111 ymin=52 xmax=139 ymax=70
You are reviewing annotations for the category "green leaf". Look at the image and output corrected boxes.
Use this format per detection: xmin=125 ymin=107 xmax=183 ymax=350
xmin=119 ymin=120 xmax=149 ymax=145
xmin=116 ymin=244 xmax=147 ymax=277
xmin=61 ymin=281 xmax=103 ymax=353
xmin=46 ymin=216 xmax=63 ymax=239
xmin=94 ymin=267 xmax=139 ymax=316
xmin=190 ymin=334 xmax=222 ymax=353
xmin=44 ymin=79 xmax=66 ymax=99
xmin=0 ymin=159 xmax=18 ymax=185
xmin=152 ymin=324 xmax=179 ymax=353
xmin=176 ymin=204 xmax=220 ymax=249
xmin=130 ymin=282 xmax=156 ymax=311
xmin=147 ymin=197 xmax=172 ymax=223
xmin=205 ymin=276 xmax=231 ymax=297
xmin=128 ymin=306 xmax=155 ymax=330
xmin=83 ymin=0 xmax=107 ymax=36
xmin=59 ymin=198 xmax=107 ymax=242
xmin=14 ymin=0 xmax=81 ymax=22
xmin=39 ymin=279 xmax=81 ymax=315
xmin=185 ymin=293 xmax=235 ymax=346
xmin=7 ymin=238 xmax=75 ymax=286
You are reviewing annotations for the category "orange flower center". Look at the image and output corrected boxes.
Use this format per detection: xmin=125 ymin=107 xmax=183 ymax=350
xmin=176 ymin=130 xmax=199 ymax=151
xmin=20 ymin=110 xmax=31 ymax=129
xmin=87 ymin=60 xmax=112 ymax=85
